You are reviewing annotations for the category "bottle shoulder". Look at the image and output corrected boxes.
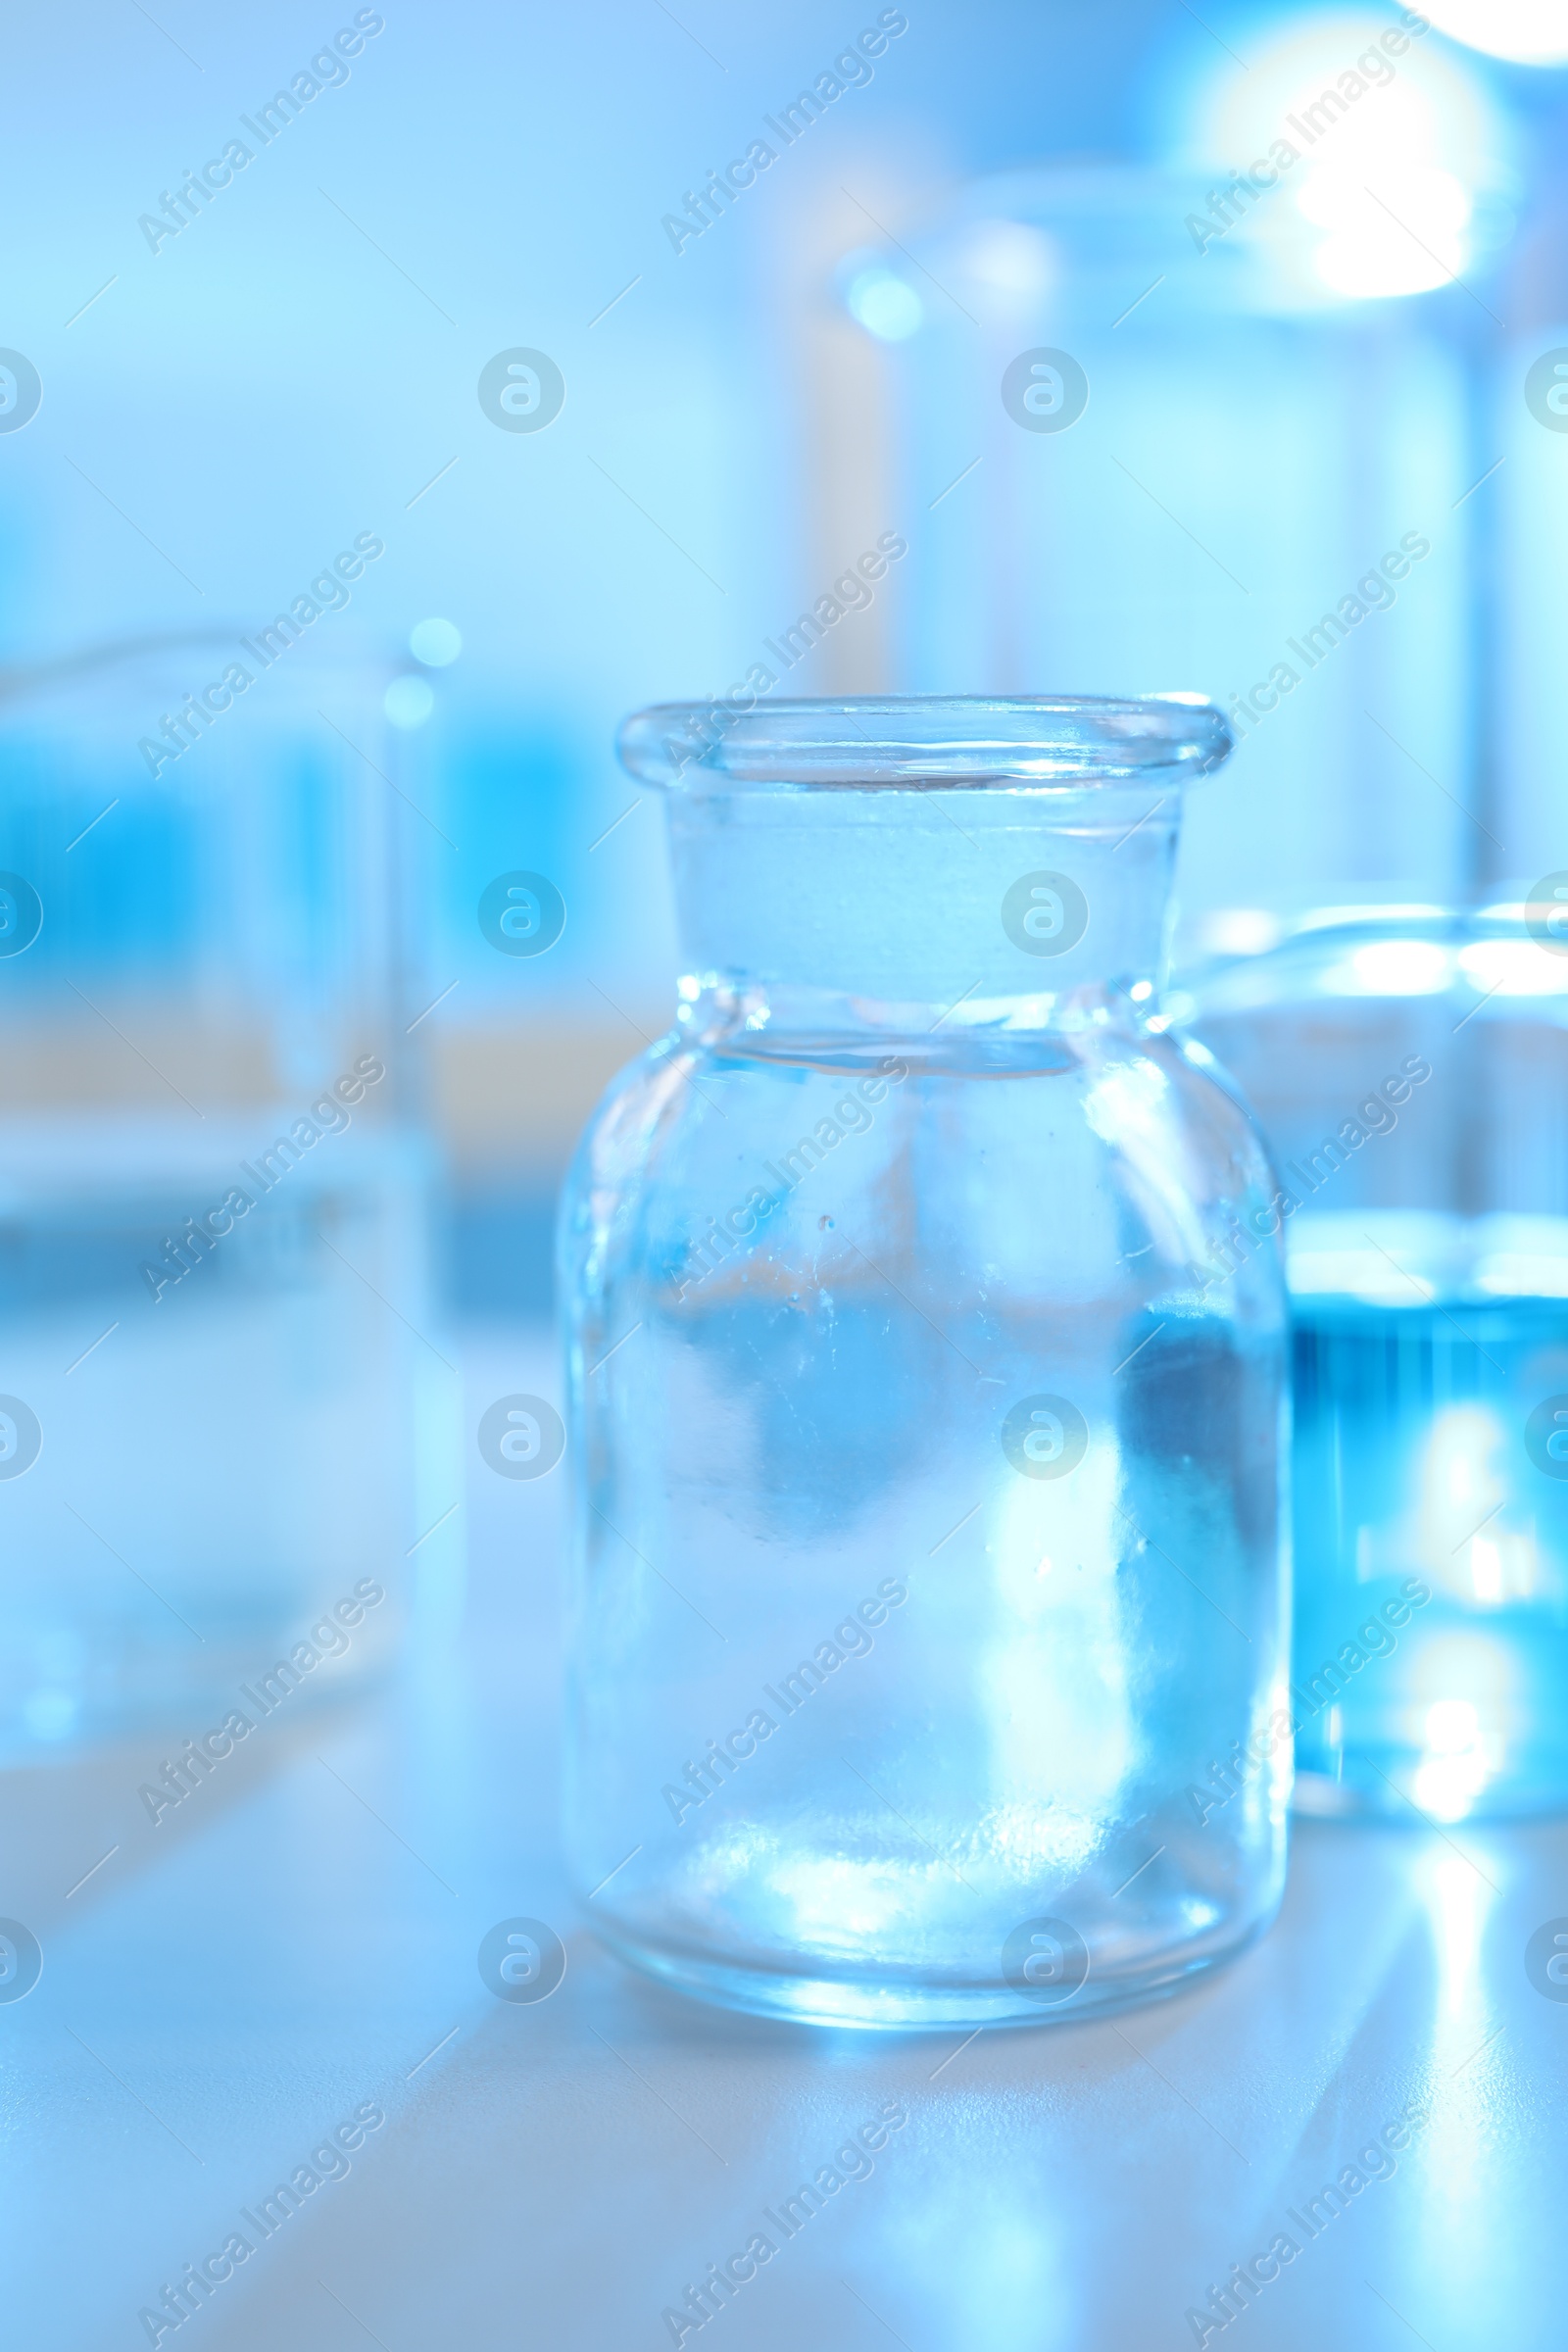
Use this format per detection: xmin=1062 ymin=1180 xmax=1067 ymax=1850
xmin=562 ymin=1021 xmax=1276 ymax=1216
xmin=558 ymin=1025 xmax=1286 ymax=1339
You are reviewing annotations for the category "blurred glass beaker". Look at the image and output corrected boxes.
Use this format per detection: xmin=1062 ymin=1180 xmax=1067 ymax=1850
xmin=832 ymin=162 xmax=1495 ymax=915
xmin=0 ymin=635 xmax=443 ymax=1760
xmin=1181 ymin=901 xmax=1568 ymax=1820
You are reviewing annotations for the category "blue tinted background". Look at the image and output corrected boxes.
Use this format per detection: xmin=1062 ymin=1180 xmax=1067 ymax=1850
xmin=2 ymin=0 xmax=1565 ymax=1298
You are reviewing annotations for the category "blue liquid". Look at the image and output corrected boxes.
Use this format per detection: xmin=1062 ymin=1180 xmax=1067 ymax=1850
xmin=1290 ymin=1213 xmax=1568 ymax=1820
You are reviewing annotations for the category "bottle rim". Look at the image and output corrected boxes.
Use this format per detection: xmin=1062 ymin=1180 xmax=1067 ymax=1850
xmin=616 ymin=692 xmax=1232 ymax=790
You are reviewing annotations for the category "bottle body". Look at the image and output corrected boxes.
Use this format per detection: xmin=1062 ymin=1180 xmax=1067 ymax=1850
xmin=561 ymin=1007 xmax=1289 ymax=2027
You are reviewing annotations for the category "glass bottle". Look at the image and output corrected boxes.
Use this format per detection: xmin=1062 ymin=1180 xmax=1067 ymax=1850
xmin=1182 ymin=901 xmax=1568 ymax=1821
xmin=561 ymin=696 xmax=1289 ymax=2028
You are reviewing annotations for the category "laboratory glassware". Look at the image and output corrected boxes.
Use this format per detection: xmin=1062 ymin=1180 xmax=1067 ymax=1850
xmin=561 ymin=694 xmax=1290 ymax=2028
xmin=1183 ymin=902 xmax=1568 ymax=1820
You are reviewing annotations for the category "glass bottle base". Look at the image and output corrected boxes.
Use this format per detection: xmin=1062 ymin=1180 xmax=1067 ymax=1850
xmin=590 ymin=1908 xmax=1278 ymax=2033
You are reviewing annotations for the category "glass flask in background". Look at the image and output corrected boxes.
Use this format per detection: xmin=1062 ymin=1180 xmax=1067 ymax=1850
xmin=561 ymin=695 xmax=1289 ymax=2029
xmin=0 ymin=635 xmax=445 ymax=1760
xmin=1180 ymin=904 xmax=1568 ymax=1821
xmin=829 ymin=161 xmax=1500 ymax=917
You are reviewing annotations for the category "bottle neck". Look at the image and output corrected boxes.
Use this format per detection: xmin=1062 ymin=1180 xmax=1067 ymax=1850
xmin=666 ymin=782 xmax=1183 ymax=1041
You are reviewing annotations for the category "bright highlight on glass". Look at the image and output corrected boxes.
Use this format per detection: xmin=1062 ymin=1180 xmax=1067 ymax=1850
xmin=1424 ymin=0 xmax=1568 ymax=64
xmin=1338 ymin=939 xmax=1453 ymax=995
xmin=1302 ymin=162 xmax=1472 ymax=298
xmin=1194 ymin=9 xmax=1507 ymax=303
xmin=962 ymin=219 xmax=1055 ymax=302
xmin=384 ymin=674 xmax=435 ymax=728
xmin=409 ymin=616 xmax=462 ymax=666
xmin=842 ymin=257 xmax=923 ymax=340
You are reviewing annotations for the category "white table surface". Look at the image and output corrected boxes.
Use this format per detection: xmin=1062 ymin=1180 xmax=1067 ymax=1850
xmin=10 ymin=1324 xmax=1567 ymax=2352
